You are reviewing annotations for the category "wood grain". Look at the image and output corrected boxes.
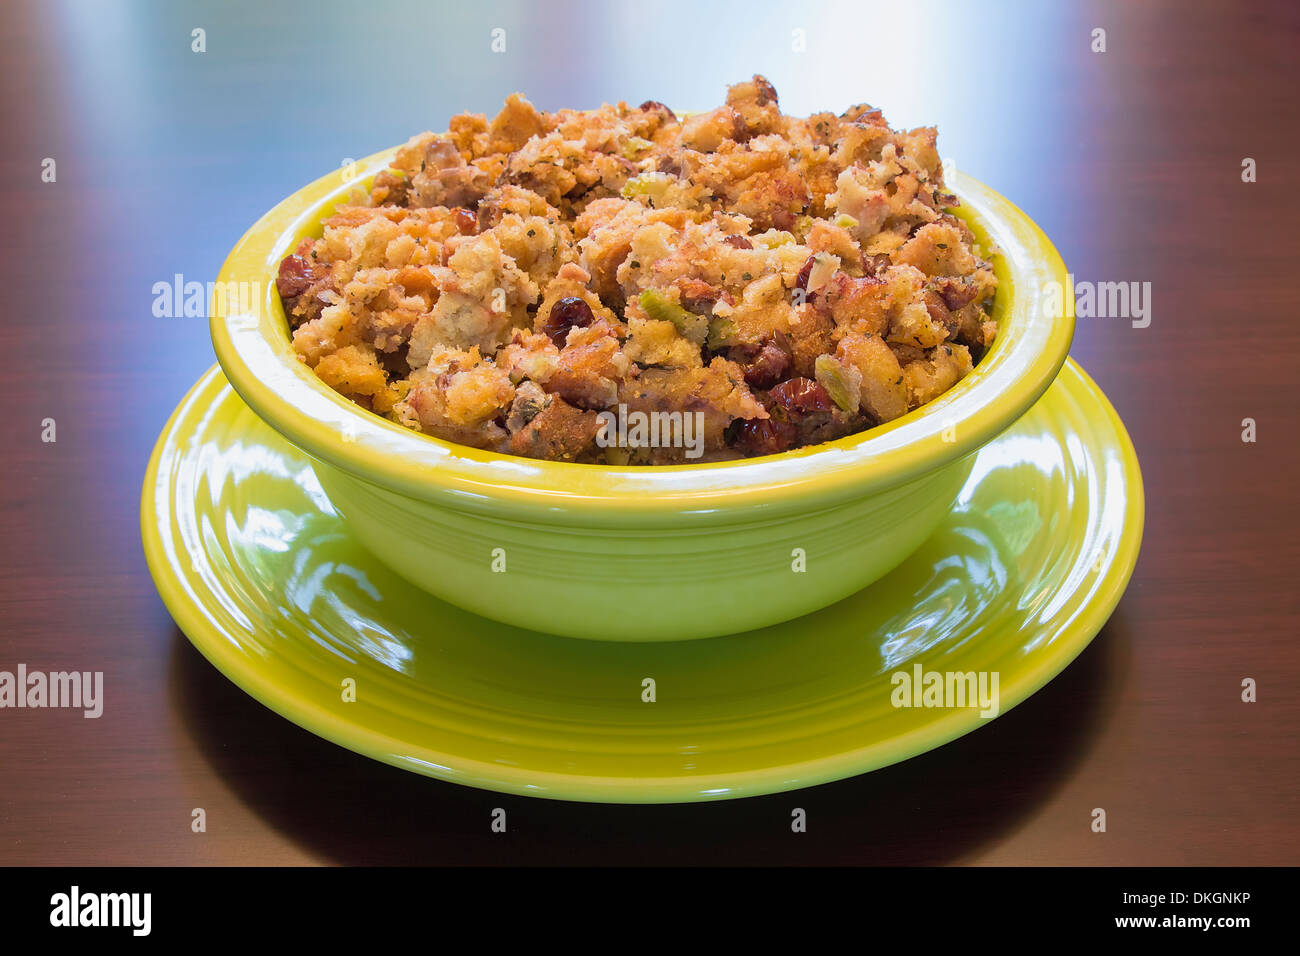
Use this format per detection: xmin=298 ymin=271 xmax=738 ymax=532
xmin=0 ymin=0 xmax=1296 ymax=865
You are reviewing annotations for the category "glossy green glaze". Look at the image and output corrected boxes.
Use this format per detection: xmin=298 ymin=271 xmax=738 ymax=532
xmin=208 ymin=149 xmax=1074 ymax=639
xmin=315 ymin=450 xmax=974 ymax=640
xmin=141 ymin=360 xmax=1143 ymax=803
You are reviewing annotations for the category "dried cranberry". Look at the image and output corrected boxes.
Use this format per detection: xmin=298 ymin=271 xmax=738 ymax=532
xmin=933 ymin=276 xmax=977 ymax=311
xmin=861 ymin=253 xmax=892 ymax=276
xmin=677 ymin=279 xmax=732 ymax=315
xmin=769 ymin=208 xmax=799 ymax=232
xmin=727 ymin=417 xmax=797 ymax=456
xmin=452 ymin=208 xmax=478 ymax=235
xmin=276 ymin=253 xmax=317 ymax=299
xmin=923 ymin=289 xmax=951 ymax=329
xmin=743 ymin=338 xmax=792 ymax=390
xmin=639 ymin=100 xmax=678 ymax=122
xmin=723 ymin=235 xmax=753 ymax=250
xmin=541 ymin=296 xmax=595 ymax=348
xmin=769 ymin=377 xmax=834 ymax=416
xmin=794 ymin=255 xmax=817 ymax=294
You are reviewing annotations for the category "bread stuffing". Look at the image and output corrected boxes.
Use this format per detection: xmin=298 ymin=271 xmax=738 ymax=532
xmin=276 ymin=76 xmax=997 ymax=463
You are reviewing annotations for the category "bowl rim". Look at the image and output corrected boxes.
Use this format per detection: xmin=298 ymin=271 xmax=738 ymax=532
xmin=210 ymin=147 xmax=1073 ymax=526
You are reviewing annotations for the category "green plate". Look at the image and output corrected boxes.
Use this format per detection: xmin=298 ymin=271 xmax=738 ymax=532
xmin=141 ymin=359 xmax=1143 ymax=803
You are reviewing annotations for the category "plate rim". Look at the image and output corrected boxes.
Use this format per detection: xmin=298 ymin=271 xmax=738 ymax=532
xmin=141 ymin=358 xmax=1144 ymax=803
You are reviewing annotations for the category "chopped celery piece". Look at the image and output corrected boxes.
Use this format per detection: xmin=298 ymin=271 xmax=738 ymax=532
xmin=640 ymin=289 xmax=708 ymax=346
xmin=621 ymin=136 xmax=654 ymax=159
xmin=707 ymin=316 xmax=737 ymax=350
xmin=815 ymin=355 xmax=860 ymax=412
xmin=621 ymin=172 xmax=672 ymax=204
xmin=754 ymin=230 xmax=795 ymax=249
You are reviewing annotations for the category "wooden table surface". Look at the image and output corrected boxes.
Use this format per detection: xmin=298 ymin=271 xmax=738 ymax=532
xmin=1 ymin=0 xmax=1296 ymax=866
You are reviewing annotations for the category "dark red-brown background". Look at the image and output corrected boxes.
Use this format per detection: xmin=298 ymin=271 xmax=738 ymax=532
xmin=1 ymin=0 xmax=1296 ymax=865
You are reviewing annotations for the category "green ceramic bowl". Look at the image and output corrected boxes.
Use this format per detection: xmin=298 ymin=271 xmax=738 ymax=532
xmin=209 ymin=148 xmax=1074 ymax=641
